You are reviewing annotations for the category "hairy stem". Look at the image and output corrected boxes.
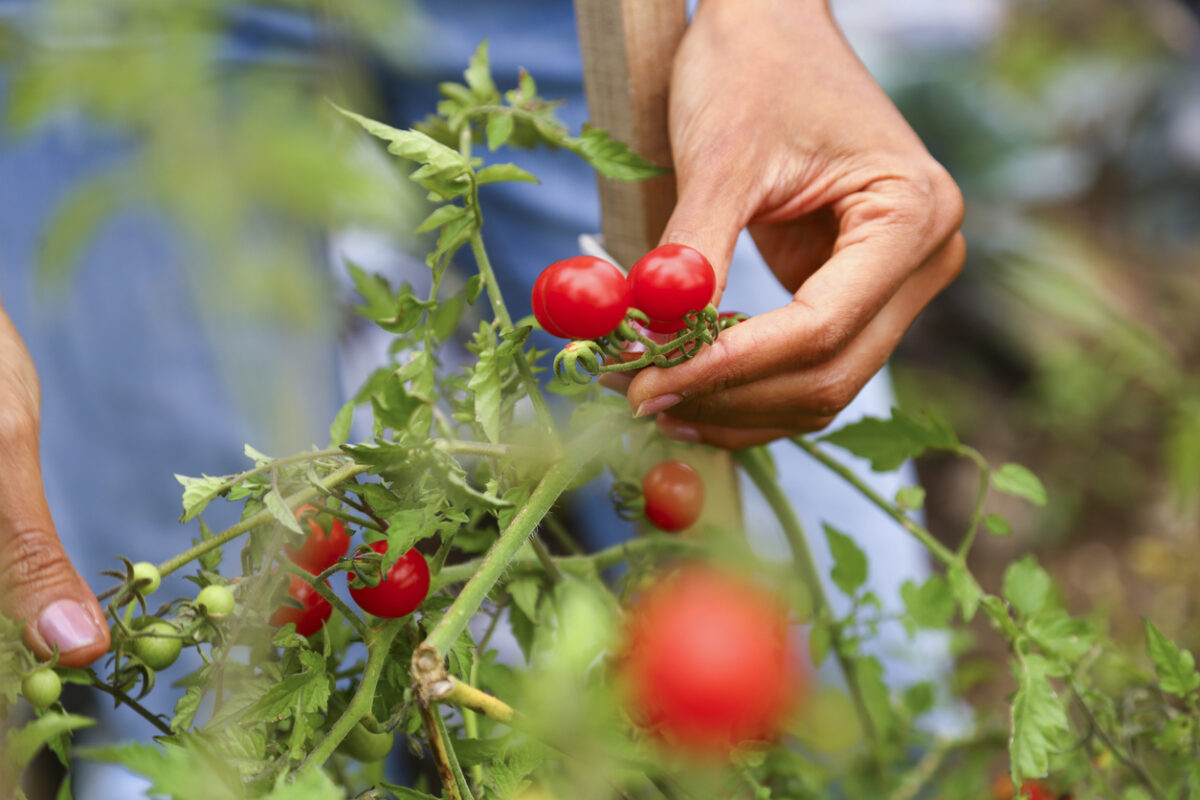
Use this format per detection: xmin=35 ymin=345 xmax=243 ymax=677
xmin=300 ymin=619 xmax=402 ymax=770
xmin=736 ymin=448 xmax=881 ymax=749
xmin=957 ymin=447 xmax=991 ymax=558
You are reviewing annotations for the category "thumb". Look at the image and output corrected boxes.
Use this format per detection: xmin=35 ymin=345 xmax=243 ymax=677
xmin=658 ymin=174 xmax=748 ymax=307
xmin=0 ymin=311 xmax=109 ymax=667
xmin=0 ymin=425 xmax=110 ymax=667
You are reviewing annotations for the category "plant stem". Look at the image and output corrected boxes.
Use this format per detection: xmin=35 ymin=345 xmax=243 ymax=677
xmin=435 ymin=439 xmax=539 ymax=460
xmin=194 ymin=448 xmax=349 ymax=511
xmin=98 ymin=463 xmax=369 ymax=602
xmin=440 ymin=676 xmax=518 ymax=724
xmin=284 ymin=563 xmax=371 ymax=641
xmin=421 ymin=439 xmax=591 ymax=657
xmin=89 ymin=677 xmax=172 ymax=735
xmin=420 ymin=703 xmax=474 ymax=800
xmin=430 ymin=533 xmax=705 ymax=591
xmin=1069 ymin=680 xmax=1165 ymax=800
xmin=529 ymin=535 xmax=564 ymax=583
xmin=957 ymin=447 xmax=991 ymax=559
xmin=736 ymin=448 xmax=881 ymax=750
xmin=468 ymin=232 xmax=557 ymax=439
xmin=300 ymin=619 xmax=402 ymax=771
xmin=317 ymin=504 xmax=386 ymax=533
xmin=791 ymin=438 xmax=959 ymax=568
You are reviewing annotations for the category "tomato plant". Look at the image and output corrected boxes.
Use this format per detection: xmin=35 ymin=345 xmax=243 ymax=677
xmin=531 ymin=256 xmax=630 ymax=340
xmin=286 ymin=503 xmax=350 ymax=574
xmin=642 ymin=460 xmax=705 ymax=532
xmin=346 ymin=541 xmax=430 ymax=619
xmin=3 ymin=41 xmax=1196 ymax=800
xmin=617 ymin=565 xmax=799 ymax=755
xmin=269 ymin=573 xmax=333 ymax=637
xmin=627 ymin=244 xmax=716 ymax=327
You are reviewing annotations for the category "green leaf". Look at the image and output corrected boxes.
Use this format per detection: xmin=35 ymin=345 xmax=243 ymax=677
xmin=468 ymin=336 xmax=503 ymax=444
xmin=464 ymin=40 xmax=498 ymax=102
xmin=431 ymin=293 xmax=466 ymax=342
xmin=900 ymin=575 xmax=955 ymax=631
xmin=486 ymin=112 xmax=515 ymax=151
xmin=983 ymin=513 xmax=1012 ymax=537
xmin=991 ymin=463 xmax=1047 ymax=507
xmin=451 ymin=735 xmax=511 ymax=767
xmin=3 ymin=714 xmax=95 ymax=776
xmin=465 ymin=274 xmax=484 ymax=304
xmin=378 ymin=785 xmax=441 ymax=800
xmin=820 ymin=408 xmax=959 ymax=471
xmin=947 ymin=563 xmax=981 ymax=621
xmin=855 ymin=656 xmax=896 ymax=740
xmin=264 ymin=487 xmax=304 ymax=534
xmin=260 ymin=769 xmax=344 ymax=800
xmin=329 ymin=400 xmax=354 ymax=447
xmin=1028 ymin=610 xmax=1096 ymax=663
xmin=563 ymin=125 xmax=670 ymax=182
xmin=415 ymin=204 xmax=466 ymax=234
xmin=1002 ymin=555 xmax=1053 ymax=619
xmin=809 ymin=624 xmax=831 ymax=668
xmin=476 ymin=163 xmax=539 ymax=185
xmin=1165 ymin=397 xmax=1200 ymax=507
xmin=824 ymin=524 xmax=867 ymax=597
xmin=82 ymin=741 xmax=243 ymax=800
xmin=1010 ymin=654 xmax=1070 ymax=781
xmin=1146 ymin=620 xmax=1200 ymax=697
xmin=895 ymin=486 xmax=926 ymax=510
xmin=36 ymin=171 xmax=124 ymax=290
xmin=175 ymin=474 xmax=228 ymax=523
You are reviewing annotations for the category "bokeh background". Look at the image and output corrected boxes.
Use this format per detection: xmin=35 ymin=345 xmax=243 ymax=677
xmin=2 ymin=0 xmax=1200 ymax=794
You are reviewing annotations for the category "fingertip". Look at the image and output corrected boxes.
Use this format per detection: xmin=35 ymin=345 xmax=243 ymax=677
xmin=26 ymin=592 xmax=111 ymax=667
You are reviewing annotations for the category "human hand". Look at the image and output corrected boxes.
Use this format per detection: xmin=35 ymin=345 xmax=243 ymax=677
xmin=0 ymin=304 xmax=110 ymax=666
xmin=607 ymin=0 xmax=965 ymax=449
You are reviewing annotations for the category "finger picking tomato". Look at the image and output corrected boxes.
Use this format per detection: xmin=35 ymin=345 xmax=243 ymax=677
xmin=532 ymin=256 xmax=630 ymax=340
xmin=270 ymin=574 xmax=333 ymax=637
xmin=628 ymin=244 xmax=716 ymax=325
xmin=287 ymin=504 xmax=350 ymax=574
xmin=347 ymin=542 xmax=431 ymax=619
xmin=617 ymin=565 xmax=800 ymax=756
xmin=642 ymin=460 xmax=705 ymax=532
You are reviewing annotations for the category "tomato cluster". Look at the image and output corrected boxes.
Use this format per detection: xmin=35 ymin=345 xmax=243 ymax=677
xmin=531 ymin=245 xmax=716 ymax=340
xmin=991 ymin=777 xmax=1068 ymax=800
xmin=287 ymin=504 xmax=351 ymax=574
xmin=617 ymin=565 xmax=800 ymax=756
xmin=347 ymin=541 xmax=431 ymax=619
xmin=270 ymin=573 xmax=334 ymax=637
xmin=641 ymin=460 xmax=705 ymax=533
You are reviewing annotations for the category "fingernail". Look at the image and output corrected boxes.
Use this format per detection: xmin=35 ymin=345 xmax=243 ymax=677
xmin=634 ymin=394 xmax=682 ymax=418
xmin=38 ymin=600 xmax=102 ymax=653
xmin=659 ymin=419 xmax=702 ymax=443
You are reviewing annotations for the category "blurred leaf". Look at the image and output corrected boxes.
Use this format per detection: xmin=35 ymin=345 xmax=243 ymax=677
xmin=1146 ymin=620 xmax=1200 ymax=698
xmin=824 ymin=524 xmax=867 ymax=597
xmin=991 ymin=463 xmax=1047 ymax=507
xmin=983 ymin=513 xmax=1012 ymax=537
xmin=1003 ymin=555 xmax=1053 ymax=618
xmin=821 ymin=409 xmax=959 ymax=471
xmin=563 ymin=125 xmax=669 ymax=182
xmin=1010 ymin=653 xmax=1069 ymax=781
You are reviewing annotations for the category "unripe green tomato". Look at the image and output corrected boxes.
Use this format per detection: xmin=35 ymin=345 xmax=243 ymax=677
xmin=337 ymin=722 xmax=395 ymax=762
xmin=22 ymin=669 xmax=62 ymax=709
xmin=131 ymin=562 xmax=161 ymax=595
xmin=131 ymin=621 xmax=183 ymax=670
xmin=195 ymin=585 xmax=235 ymax=619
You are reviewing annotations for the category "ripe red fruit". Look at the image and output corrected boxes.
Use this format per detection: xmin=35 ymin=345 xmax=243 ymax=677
xmin=270 ymin=574 xmax=333 ymax=637
xmin=286 ymin=504 xmax=350 ymax=574
xmin=627 ymin=244 xmax=716 ymax=328
xmin=991 ymin=776 xmax=1060 ymax=800
xmin=617 ymin=566 xmax=799 ymax=755
xmin=642 ymin=461 xmax=705 ymax=533
xmin=531 ymin=256 xmax=631 ymax=340
xmin=347 ymin=542 xmax=431 ymax=619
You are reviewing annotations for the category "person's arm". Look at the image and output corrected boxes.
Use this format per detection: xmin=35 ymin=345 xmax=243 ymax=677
xmin=0 ymin=301 xmax=109 ymax=666
xmin=608 ymin=0 xmax=964 ymax=448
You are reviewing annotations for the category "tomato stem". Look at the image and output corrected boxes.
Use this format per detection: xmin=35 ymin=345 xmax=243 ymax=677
xmin=420 ymin=701 xmax=475 ymax=800
xmin=957 ymin=446 xmax=992 ymax=559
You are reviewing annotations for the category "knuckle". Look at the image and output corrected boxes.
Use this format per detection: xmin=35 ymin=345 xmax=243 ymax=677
xmin=699 ymin=335 xmax=752 ymax=394
xmin=799 ymin=310 xmax=853 ymax=363
xmin=807 ymin=374 xmax=856 ymax=417
xmin=922 ymin=164 xmax=965 ymax=240
xmin=796 ymin=415 xmax=837 ymax=434
xmin=0 ymin=524 xmax=75 ymax=596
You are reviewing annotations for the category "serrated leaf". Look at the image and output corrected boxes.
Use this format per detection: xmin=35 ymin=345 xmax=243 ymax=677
xmin=3 ymin=714 xmax=95 ymax=775
xmin=824 ymin=524 xmax=867 ymax=597
xmin=820 ymin=408 xmax=959 ymax=471
xmin=991 ymin=463 xmax=1047 ymax=507
xmin=464 ymin=39 xmax=498 ymax=102
xmin=468 ymin=342 xmax=503 ymax=444
xmin=415 ymin=204 xmax=466 ymax=234
xmin=379 ymin=785 xmax=440 ymax=800
xmin=564 ymin=125 xmax=669 ymax=182
xmin=1028 ymin=609 xmax=1096 ymax=663
xmin=264 ymin=487 xmax=304 ymax=534
xmin=487 ymin=112 xmax=515 ymax=151
xmin=947 ymin=563 xmax=981 ymax=621
xmin=82 ymin=741 xmax=242 ymax=800
xmin=260 ymin=768 xmax=344 ymax=800
xmin=1146 ymin=620 xmax=1200 ymax=697
xmin=329 ymin=400 xmax=354 ymax=447
xmin=451 ymin=735 xmax=511 ymax=767
xmin=1002 ymin=555 xmax=1053 ymax=619
xmin=900 ymin=575 xmax=955 ymax=631
xmin=172 ymin=685 xmax=205 ymax=733
xmin=983 ymin=513 xmax=1012 ymax=537
xmin=476 ymin=163 xmax=538 ymax=185
xmin=176 ymin=474 xmax=227 ymax=522
xmin=1010 ymin=654 xmax=1070 ymax=781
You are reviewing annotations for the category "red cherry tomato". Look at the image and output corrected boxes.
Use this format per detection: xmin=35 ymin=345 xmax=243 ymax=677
xmin=642 ymin=461 xmax=705 ymax=533
xmin=286 ymin=504 xmax=350 ymax=574
xmin=617 ymin=566 xmax=800 ymax=755
xmin=347 ymin=542 xmax=430 ymax=619
xmin=991 ymin=777 xmax=1060 ymax=800
xmin=270 ymin=574 xmax=333 ymax=637
xmin=627 ymin=244 xmax=716 ymax=325
xmin=532 ymin=256 xmax=631 ymax=340
xmin=531 ymin=269 xmax=571 ymax=338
